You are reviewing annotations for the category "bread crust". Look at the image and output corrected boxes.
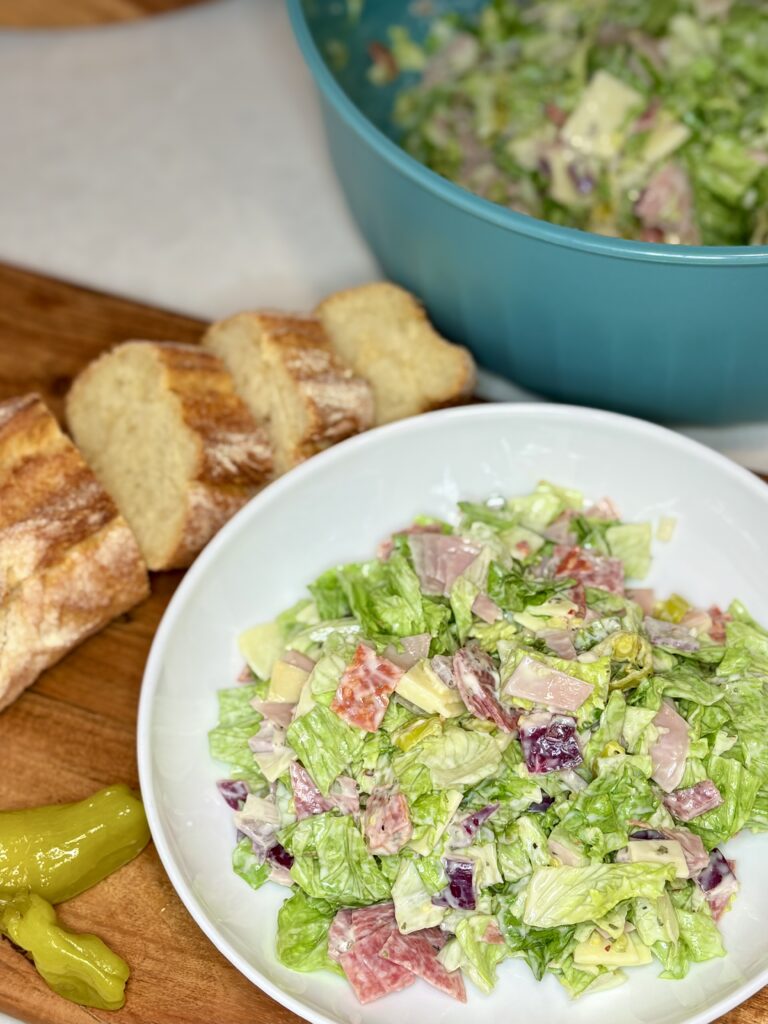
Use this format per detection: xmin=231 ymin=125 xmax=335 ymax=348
xmin=316 ymin=282 xmax=476 ymax=424
xmin=203 ymin=313 xmax=374 ymax=467
xmin=0 ymin=394 xmax=149 ymax=710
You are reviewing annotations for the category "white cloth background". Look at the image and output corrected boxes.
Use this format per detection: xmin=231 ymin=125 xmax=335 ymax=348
xmin=1 ymin=0 xmax=767 ymax=469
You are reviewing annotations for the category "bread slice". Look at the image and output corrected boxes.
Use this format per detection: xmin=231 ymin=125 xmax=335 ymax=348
xmin=0 ymin=394 xmax=149 ymax=710
xmin=202 ymin=312 xmax=374 ymax=474
xmin=66 ymin=341 xmax=273 ymax=571
xmin=315 ymin=283 xmax=476 ymax=425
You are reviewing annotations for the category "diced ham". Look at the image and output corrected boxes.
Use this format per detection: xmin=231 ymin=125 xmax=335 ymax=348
xmin=282 ymin=649 xmax=316 ymax=672
xmin=482 ymin=920 xmax=505 ymax=945
xmin=635 ymin=161 xmax=700 ymax=245
xmin=627 ymin=588 xmax=656 ymax=616
xmin=554 ymin=546 xmax=624 ymax=595
xmin=380 ymin=931 xmax=467 ymax=1003
xmin=664 ymin=780 xmax=723 ymax=822
xmin=519 ymin=712 xmax=583 ymax=774
xmin=453 ymin=645 xmax=519 ymax=732
xmin=339 ymin=923 xmax=416 ymax=1003
xmin=377 ymin=522 xmax=444 ymax=562
xmin=290 ymin=762 xmax=359 ymax=820
xmin=251 ymin=701 xmax=296 ymax=728
xmin=708 ymin=606 xmax=732 ymax=644
xmin=584 ymin=497 xmax=620 ymax=520
xmin=537 ymin=627 xmax=577 ymax=660
xmin=363 ymin=787 xmax=413 ymax=855
xmin=248 ymin=718 xmax=286 ymax=755
xmin=503 ymin=654 xmax=593 ymax=712
xmin=570 ymin=582 xmax=587 ymax=618
xmin=644 ymin=616 xmax=699 ymax=652
xmin=328 ymin=904 xmax=397 ymax=963
xmin=384 ymin=634 xmax=432 ymax=671
xmin=409 ymin=533 xmax=480 ymax=596
xmin=543 ymin=509 xmax=578 ymax=545
xmin=680 ymin=608 xmax=713 ymax=635
xmin=650 ymin=700 xmax=690 ymax=793
xmin=548 ymin=835 xmax=584 ymax=866
xmin=237 ymin=664 xmax=253 ymax=682
xmin=331 ymin=644 xmax=403 ymax=732
xmin=472 ymin=592 xmax=502 ymax=623
xmin=697 ymin=848 xmax=739 ymax=920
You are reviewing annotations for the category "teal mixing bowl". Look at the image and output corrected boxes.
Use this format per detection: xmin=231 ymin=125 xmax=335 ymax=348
xmin=287 ymin=0 xmax=768 ymax=424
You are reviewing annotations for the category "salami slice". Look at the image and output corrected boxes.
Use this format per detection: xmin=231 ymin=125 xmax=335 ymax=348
xmin=339 ymin=924 xmax=415 ymax=1003
xmin=331 ymin=644 xmax=403 ymax=732
xmin=453 ymin=645 xmax=518 ymax=732
xmin=327 ymin=904 xmax=397 ymax=963
xmin=363 ymin=787 xmax=413 ymax=855
xmin=380 ymin=930 xmax=467 ymax=1003
xmin=554 ymin=546 xmax=624 ymax=595
xmin=290 ymin=763 xmax=359 ymax=820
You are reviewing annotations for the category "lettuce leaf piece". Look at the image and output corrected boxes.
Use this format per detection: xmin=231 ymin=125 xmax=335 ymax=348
xmin=276 ymin=890 xmax=342 ymax=975
xmin=718 ymin=676 xmax=768 ymax=779
xmin=308 ymin=652 xmax=347 ymax=707
xmin=470 ymin=619 xmax=519 ymax=653
xmin=659 ymin=665 xmax=724 ymax=706
xmin=309 ymin=569 xmax=351 ymax=620
xmin=208 ymin=689 xmax=264 ymax=791
xmin=216 ymin=684 xmax=264 ymax=726
xmin=556 ymin=763 xmax=661 ymax=859
xmin=453 ymin=914 xmax=508 ymax=993
xmin=408 ymin=788 xmax=463 ymax=855
xmin=498 ymin=901 xmax=575 ymax=981
xmin=392 ymin=746 xmax=435 ymax=803
xmin=554 ymin=957 xmax=625 ymax=997
xmin=285 ymin=705 xmax=365 ymax=795
xmin=414 ymin=855 xmax=448 ymax=895
xmin=391 ymin=860 xmax=445 ymax=933
xmin=284 ymin=812 xmax=390 ymax=905
xmin=523 ymin=863 xmax=675 ymax=928
xmin=684 ymin=754 xmax=762 ymax=849
xmin=497 ymin=837 xmax=532 ymax=881
xmin=450 ymin=573 xmax=479 ymax=643
xmin=488 ymin=561 xmax=574 ymax=614
xmin=232 ymin=837 xmax=270 ymax=891
xmin=606 ymin=523 xmax=652 ymax=580
xmin=583 ymin=690 xmax=626 ymax=770
xmin=420 ymin=726 xmax=504 ymax=788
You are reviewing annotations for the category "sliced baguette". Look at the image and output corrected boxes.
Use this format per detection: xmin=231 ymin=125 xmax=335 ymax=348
xmin=202 ymin=312 xmax=374 ymax=474
xmin=66 ymin=341 xmax=273 ymax=571
xmin=316 ymin=282 xmax=476 ymax=425
xmin=0 ymin=393 xmax=149 ymax=710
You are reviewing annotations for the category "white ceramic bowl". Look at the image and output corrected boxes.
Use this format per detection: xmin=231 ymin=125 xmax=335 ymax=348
xmin=138 ymin=404 xmax=768 ymax=1024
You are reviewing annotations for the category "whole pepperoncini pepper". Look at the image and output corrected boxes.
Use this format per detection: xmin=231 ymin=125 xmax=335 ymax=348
xmin=0 ymin=784 xmax=149 ymax=903
xmin=0 ymin=892 xmax=129 ymax=1010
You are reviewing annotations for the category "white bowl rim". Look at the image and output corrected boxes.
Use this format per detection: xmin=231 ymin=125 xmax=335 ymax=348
xmin=137 ymin=401 xmax=768 ymax=1024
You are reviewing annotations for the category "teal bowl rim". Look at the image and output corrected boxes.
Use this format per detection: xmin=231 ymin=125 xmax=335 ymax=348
xmin=287 ymin=0 xmax=768 ymax=267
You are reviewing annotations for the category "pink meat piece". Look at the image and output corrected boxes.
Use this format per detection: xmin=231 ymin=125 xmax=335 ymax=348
xmin=328 ymin=904 xmax=397 ymax=963
xmin=537 ymin=627 xmax=577 ymax=660
xmin=363 ymin=787 xmax=413 ymax=855
xmin=380 ymin=931 xmax=467 ymax=1003
xmin=630 ymin=820 xmax=710 ymax=876
xmin=554 ymin=546 xmax=624 ymax=595
xmin=543 ymin=509 xmax=578 ymax=545
xmin=383 ymin=633 xmax=432 ymax=671
xmin=290 ymin=762 xmax=359 ymax=820
xmin=482 ymin=920 xmax=505 ymax=945
xmin=409 ymin=533 xmax=480 ymax=596
xmin=453 ymin=645 xmax=519 ymax=732
xmin=570 ymin=582 xmax=587 ymax=618
xmin=331 ymin=644 xmax=403 ymax=732
xmin=708 ymin=606 xmax=732 ymax=644
xmin=290 ymin=762 xmax=333 ymax=819
xmin=472 ymin=592 xmax=502 ymax=623
xmin=584 ymin=497 xmax=621 ymax=520
xmin=282 ymin=649 xmax=316 ymax=672
xmin=377 ymin=522 xmax=444 ymax=561
xmin=635 ymin=161 xmax=701 ymax=245
xmin=627 ymin=588 xmax=656 ymax=616
xmin=417 ymin=926 xmax=449 ymax=951
xmin=248 ymin=718 xmax=287 ymax=755
xmin=503 ymin=654 xmax=593 ymax=712
xmin=663 ymin=779 xmax=723 ymax=822
xmin=650 ymin=700 xmax=690 ymax=793
xmin=430 ymin=654 xmax=456 ymax=688
xmin=251 ymin=701 xmax=296 ymax=728
xmin=339 ymin=924 xmax=416 ymax=1004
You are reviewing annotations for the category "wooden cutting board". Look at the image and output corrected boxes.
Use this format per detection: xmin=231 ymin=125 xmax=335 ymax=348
xmin=0 ymin=263 xmax=764 ymax=1024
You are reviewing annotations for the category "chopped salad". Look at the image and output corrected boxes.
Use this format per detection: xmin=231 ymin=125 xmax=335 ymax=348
xmin=209 ymin=482 xmax=768 ymax=1003
xmin=375 ymin=0 xmax=768 ymax=245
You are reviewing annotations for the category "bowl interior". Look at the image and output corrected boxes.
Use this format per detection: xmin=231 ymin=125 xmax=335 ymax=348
xmin=139 ymin=404 xmax=768 ymax=1024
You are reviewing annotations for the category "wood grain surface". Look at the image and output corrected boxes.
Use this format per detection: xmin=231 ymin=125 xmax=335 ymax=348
xmin=0 ymin=0 xmax=201 ymax=28
xmin=0 ymin=262 xmax=764 ymax=1024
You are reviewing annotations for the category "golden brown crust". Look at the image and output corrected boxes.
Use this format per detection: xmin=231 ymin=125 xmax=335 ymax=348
xmin=143 ymin=342 xmax=273 ymax=569
xmin=204 ymin=312 xmax=374 ymax=468
xmin=152 ymin=342 xmax=273 ymax=489
xmin=0 ymin=394 xmax=149 ymax=709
